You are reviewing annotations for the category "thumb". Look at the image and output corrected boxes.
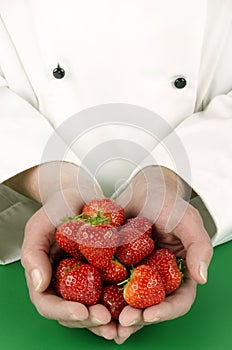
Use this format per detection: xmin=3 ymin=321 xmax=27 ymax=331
xmin=185 ymin=238 xmax=213 ymax=285
xmin=21 ymin=207 xmax=55 ymax=292
xmin=173 ymin=206 xmax=214 ymax=284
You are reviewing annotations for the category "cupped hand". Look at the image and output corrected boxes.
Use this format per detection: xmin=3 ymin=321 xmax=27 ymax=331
xmin=113 ymin=166 xmax=213 ymax=344
xmin=21 ymin=173 xmax=118 ymax=340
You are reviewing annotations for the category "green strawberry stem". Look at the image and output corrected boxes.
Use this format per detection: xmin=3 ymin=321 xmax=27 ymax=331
xmin=61 ymin=213 xmax=90 ymax=223
xmin=176 ymin=258 xmax=186 ymax=285
xmin=62 ymin=211 xmax=111 ymax=225
xmin=117 ymin=266 xmax=134 ymax=290
xmin=86 ymin=211 xmax=111 ymax=225
xmin=117 ymin=278 xmax=130 ymax=287
xmin=112 ymin=256 xmax=121 ymax=263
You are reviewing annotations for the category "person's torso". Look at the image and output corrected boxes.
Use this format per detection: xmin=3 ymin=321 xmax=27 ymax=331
xmin=0 ymin=0 xmax=232 ymax=195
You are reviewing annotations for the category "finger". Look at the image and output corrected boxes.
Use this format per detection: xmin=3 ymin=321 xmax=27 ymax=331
xmin=21 ymin=208 xmax=55 ymax=292
xmin=59 ymin=321 xmax=117 ymax=339
xmin=83 ymin=304 xmax=112 ymax=327
xmin=27 ymin=281 xmax=89 ymax=322
xmin=143 ymin=274 xmax=197 ymax=323
xmin=88 ymin=321 xmax=118 ymax=340
xmin=59 ymin=304 xmax=112 ymax=328
xmin=172 ymin=205 xmax=213 ymax=284
xmin=118 ymin=305 xmax=143 ymax=327
xmin=63 ymin=306 xmax=133 ymax=339
xmin=114 ymin=324 xmax=144 ymax=344
xmin=59 ymin=320 xmax=87 ymax=328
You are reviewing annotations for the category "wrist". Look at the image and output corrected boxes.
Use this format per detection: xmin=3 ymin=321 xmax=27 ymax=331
xmin=131 ymin=166 xmax=189 ymax=211
xmin=3 ymin=165 xmax=40 ymax=202
xmin=133 ymin=166 xmax=188 ymax=199
xmin=159 ymin=166 xmax=189 ymax=200
xmin=3 ymin=162 xmax=82 ymax=204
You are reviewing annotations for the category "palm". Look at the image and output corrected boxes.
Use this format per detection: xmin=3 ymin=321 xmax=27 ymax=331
xmin=150 ymin=196 xmax=192 ymax=259
xmin=152 ymin=228 xmax=186 ymax=258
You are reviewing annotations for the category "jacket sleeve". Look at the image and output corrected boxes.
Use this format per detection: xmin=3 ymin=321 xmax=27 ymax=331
xmin=148 ymin=90 xmax=232 ymax=247
xmin=0 ymin=79 xmax=80 ymax=183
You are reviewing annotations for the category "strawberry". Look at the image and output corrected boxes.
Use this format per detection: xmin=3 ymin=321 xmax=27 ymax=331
xmin=123 ymin=217 xmax=152 ymax=236
xmin=99 ymin=258 xmax=128 ymax=284
xmin=116 ymin=228 xmax=154 ymax=266
xmin=55 ymin=218 xmax=85 ymax=259
xmin=59 ymin=263 xmax=102 ymax=305
xmin=123 ymin=265 xmax=165 ymax=308
xmin=55 ymin=257 xmax=83 ymax=281
xmin=82 ymin=198 xmax=124 ymax=227
xmin=153 ymin=248 xmax=175 ymax=259
xmin=53 ymin=257 xmax=82 ymax=295
xmin=142 ymin=248 xmax=175 ymax=270
xmin=101 ymin=285 xmax=127 ymax=320
xmin=142 ymin=248 xmax=182 ymax=294
xmin=76 ymin=224 xmax=119 ymax=269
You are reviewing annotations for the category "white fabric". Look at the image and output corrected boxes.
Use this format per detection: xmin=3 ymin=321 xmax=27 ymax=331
xmin=149 ymin=92 xmax=232 ymax=247
xmin=0 ymin=185 xmax=41 ymax=265
xmin=0 ymin=0 xmax=232 ymax=264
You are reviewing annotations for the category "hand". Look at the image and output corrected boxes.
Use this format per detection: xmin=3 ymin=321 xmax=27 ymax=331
xmin=113 ymin=166 xmax=213 ymax=344
xmin=20 ymin=163 xmax=118 ymax=340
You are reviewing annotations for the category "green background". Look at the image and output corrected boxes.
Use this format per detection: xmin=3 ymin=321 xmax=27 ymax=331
xmin=0 ymin=240 xmax=231 ymax=350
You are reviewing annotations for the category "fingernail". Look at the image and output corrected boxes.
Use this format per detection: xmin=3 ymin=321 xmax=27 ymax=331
xmin=31 ymin=269 xmax=42 ymax=291
xmin=126 ymin=319 xmax=139 ymax=326
xmin=91 ymin=317 xmax=103 ymax=325
xmin=145 ymin=316 xmax=160 ymax=323
xmin=199 ymin=261 xmax=208 ymax=283
xmin=70 ymin=313 xmax=85 ymax=321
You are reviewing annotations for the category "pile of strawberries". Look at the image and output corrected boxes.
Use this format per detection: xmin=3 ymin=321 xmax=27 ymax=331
xmin=53 ymin=198 xmax=185 ymax=320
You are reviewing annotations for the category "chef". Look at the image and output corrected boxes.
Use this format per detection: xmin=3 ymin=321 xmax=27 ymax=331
xmin=0 ymin=0 xmax=231 ymax=344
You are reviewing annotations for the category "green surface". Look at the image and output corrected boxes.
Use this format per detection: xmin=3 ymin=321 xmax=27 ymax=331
xmin=0 ymin=241 xmax=231 ymax=350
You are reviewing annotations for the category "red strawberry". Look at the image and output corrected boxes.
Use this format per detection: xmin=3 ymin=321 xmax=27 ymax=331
xmin=82 ymin=198 xmax=124 ymax=227
xmin=99 ymin=258 xmax=128 ymax=284
xmin=123 ymin=265 xmax=165 ymax=308
xmin=116 ymin=228 xmax=154 ymax=266
xmin=53 ymin=257 xmax=82 ymax=295
xmin=59 ymin=263 xmax=102 ymax=305
xmin=76 ymin=224 xmax=119 ymax=269
xmin=143 ymin=248 xmax=182 ymax=294
xmin=153 ymin=248 xmax=175 ymax=259
xmin=142 ymin=248 xmax=175 ymax=270
xmin=55 ymin=257 xmax=82 ymax=280
xmin=123 ymin=217 xmax=152 ymax=236
xmin=55 ymin=219 xmax=85 ymax=259
xmin=101 ymin=285 xmax=127 ymax=320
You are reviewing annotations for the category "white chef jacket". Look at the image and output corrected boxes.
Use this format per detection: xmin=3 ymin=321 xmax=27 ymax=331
xmin=0 ymin=0 xmax=232 ymax=248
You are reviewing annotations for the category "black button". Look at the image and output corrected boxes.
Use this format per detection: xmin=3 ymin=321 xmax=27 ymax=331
xmin=53 ymin=64 xmax=65 ymax=79
xmin=174 ymin=77 xmax=187 ymax=89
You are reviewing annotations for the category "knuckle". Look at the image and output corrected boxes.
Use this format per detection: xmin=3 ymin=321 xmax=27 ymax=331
xmin=24 ymin=218 xmax=35 ymax=237
xmin=32 ymin=303 xmax=48 ymax=319
xmin=59 ymin=321 xmax=75 ymax=328
xmin=178 ymin=294 xmax=196 ymax=317
xmin=28 ymin=291 xmax=37 ymax=307
xmin=206 ymin=243 xmax=214 ymax=261
xmin=20 ymin=248 xmax=34 ymax=269
xmin=36 ymin=308 xmax=48 ymax=319
xmin=180 ymin=302 xmax=193 ymax=316
xmin=187 ymin=204 xmax=200 ymax=219
xmin=29 ymin=297 xmax=51 ymax=319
